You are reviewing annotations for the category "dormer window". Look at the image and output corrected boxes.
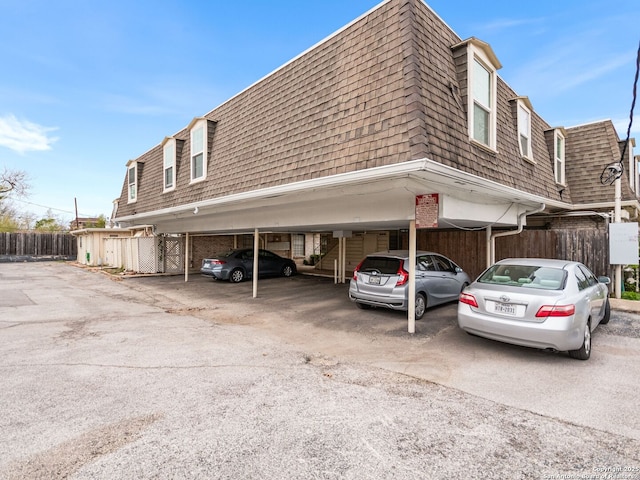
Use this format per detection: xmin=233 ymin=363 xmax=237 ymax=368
xmin=554 ymin=130 xmax=566 ymax=185
xmin=452 ymin=38 xmax=502 ymax=152
xmin=472 ymin=58 xmax=493 ymax=146
xmin=162 ymin=137 xmax=176 ymax=192
xmin=511 ymin=96 xmax=534 ymax=161
xmin=126 ymin=160 xmax=137 ymax=203
xmin=518 ymin=104 xmax=531 ymax=158
xmin=189 ymin=118 xmax=207 ymax=183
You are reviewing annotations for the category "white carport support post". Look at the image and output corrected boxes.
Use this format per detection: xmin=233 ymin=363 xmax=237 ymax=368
xmin=615 ymin=177 xmax=622 ymax=299
xmin=184 ymin=232 xmax=189 ymax=282
xmin=342 ymin=237 xmax=347 ymax=283
xmin=408 ymin=220 xmax=416 ymax=334
xmin=486 ymin=225 xmax=492 ymax=268
xmin=337 ymin=239 xmax=342 ymax=283
xmin=253 ymin=228 xmax=259 ymax=298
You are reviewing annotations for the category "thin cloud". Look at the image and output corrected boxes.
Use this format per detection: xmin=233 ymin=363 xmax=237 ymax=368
xmin=0 ymin=114 xmax=59 ymax=154
xmin=476 ymin=17 xmax=546 ymax=34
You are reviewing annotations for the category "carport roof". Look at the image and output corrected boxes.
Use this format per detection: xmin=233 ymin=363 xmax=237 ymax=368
xmin=116 ymin=159 xmax=561 ymax=235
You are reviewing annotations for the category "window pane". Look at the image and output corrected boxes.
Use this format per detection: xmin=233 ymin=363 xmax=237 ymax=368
xmin=129 ymin=184 xmax=136 ymax=200
xmin=165 ymin=167 xmax=173 ymax=188
xmin=555 ymin=159 xmax=563 ymax=183
xmin=192 ymin=153 xmax=203 ymax=178
xmin=192 ymin=127 xmax=203 ymax=153
xmin=556 ymin=136 xmax=564 ymax=160
xmin=128 ymin=167 xmax=135 ymax=184
xmin=472 ymin=59 xmax=490 ymax=107
xmin=293 ymin=234 xmax=304 ymax=256
xmin=164 ymin=144 xmax=174 ymax=168
xmin=520 ymin=134 xmax=529 ymax=157
xmin=518 ymin=106 xmax=530 ymax=156
xmin=473 ymin=103 xmax=489 ymax=144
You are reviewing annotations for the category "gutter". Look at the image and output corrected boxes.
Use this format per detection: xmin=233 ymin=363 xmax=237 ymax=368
xmin=115 ymin=159 xmax=559 ymax=224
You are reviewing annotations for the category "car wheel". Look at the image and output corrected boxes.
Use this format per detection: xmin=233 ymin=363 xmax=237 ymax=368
xmin=282 ymin=264 xmax=295 ymax=277
xmin=569 ymin=320 xmax=591 ymax=360
xmin=415 ymin=293 xmax=426 ymax=320
xmin=355 ymin=302 xmax=372 ymax=310
xmin=599 ymin=299 xmax=611 ymax=325
xmin=229 ymin=268 xmax=245 ymax=283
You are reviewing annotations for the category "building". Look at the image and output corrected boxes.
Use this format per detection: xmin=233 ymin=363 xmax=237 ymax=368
xmin=111 ymin=0 xmax=638 ymax=283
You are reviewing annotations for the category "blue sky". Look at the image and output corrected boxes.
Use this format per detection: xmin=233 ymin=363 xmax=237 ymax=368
xmin=1 ymin=0 xmax=639 ymax=224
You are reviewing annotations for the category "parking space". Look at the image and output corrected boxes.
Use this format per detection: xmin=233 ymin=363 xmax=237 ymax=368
xmin=1 ymin=262 xmax=639 ymax=478
xmin=125 ymin=270 xmax=640 ymax=442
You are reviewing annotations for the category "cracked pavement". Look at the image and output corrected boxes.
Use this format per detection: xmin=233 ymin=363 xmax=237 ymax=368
xmin=1 ymin=262 xmax=639 ymax=479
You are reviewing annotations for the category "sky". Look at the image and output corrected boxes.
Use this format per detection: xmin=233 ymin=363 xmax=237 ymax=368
xmin=1 ymin=0 xmax=639 ymax=225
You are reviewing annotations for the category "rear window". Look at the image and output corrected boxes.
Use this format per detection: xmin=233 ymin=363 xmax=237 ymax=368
xmin=478 ymin=264 xmax=566 ymax=290
xmin=358 ymin=257 xmax=402 ymax=274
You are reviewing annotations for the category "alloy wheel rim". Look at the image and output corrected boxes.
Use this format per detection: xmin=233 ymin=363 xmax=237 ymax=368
xmin=584 ymin=325 xmax=591 ymax=356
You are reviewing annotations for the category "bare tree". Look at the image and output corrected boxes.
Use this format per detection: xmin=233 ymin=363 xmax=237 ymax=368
xmin=0 ymin=167 xmax=30 ymax=200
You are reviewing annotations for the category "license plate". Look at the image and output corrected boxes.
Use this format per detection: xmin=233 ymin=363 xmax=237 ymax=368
xmin=494 ymin=302 xmax=516 ymax=315
xmin=369 ymin=276 xmax=381 ymax=285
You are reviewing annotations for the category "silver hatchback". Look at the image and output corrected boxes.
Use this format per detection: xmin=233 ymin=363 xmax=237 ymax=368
xmin=349 ymin=250 xmax=471 ymax=319
xmin=457 ymin=258 xmax=611 ymax=360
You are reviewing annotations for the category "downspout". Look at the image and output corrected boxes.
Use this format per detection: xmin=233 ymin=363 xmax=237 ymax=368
xmin=489 ymin=203 xmax=546 ymax=265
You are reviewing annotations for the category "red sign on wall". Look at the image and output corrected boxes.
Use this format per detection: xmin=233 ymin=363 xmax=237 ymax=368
xmin=415 ymin=194 xmax=439 ymax=229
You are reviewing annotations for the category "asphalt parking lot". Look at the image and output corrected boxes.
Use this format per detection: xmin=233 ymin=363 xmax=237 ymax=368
xmin=1 ymin=262 xmax=639 ymax=479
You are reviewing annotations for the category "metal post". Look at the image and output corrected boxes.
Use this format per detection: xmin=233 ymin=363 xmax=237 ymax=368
xmin=486 ymin=225 xmax=492 ymax=268
xmin=408 ymin=220 xmax=416 ymax=334
xmin=253 ymin=228 xmax=259 ymax=298
xmin=342 ymin=237 xmax=347 ymax=283
xmin=615 ymin=177 xmax=622 ymax=299
xmin=184 ymin=232 xmax=189 ymax=282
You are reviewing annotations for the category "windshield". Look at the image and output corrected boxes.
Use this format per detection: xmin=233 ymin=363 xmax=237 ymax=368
xmin=478 ymin=264 xmax=566 ymax=290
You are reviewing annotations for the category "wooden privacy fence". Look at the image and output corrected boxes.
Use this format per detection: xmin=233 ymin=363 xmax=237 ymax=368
xmin=419 ymin=228 xmax=610 ymax=281
xmin=0 ymin=232 xmax=77 ymax=258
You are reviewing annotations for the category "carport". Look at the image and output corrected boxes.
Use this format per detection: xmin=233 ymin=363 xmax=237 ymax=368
xmin=116 ymin=159 xmax=550 ymax=332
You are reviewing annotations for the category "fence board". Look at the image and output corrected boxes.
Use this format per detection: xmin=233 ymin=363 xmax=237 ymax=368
xmin=0 ymin=233 xmax=77 ymax=258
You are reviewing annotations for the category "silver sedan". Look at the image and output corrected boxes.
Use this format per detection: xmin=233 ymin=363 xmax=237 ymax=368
xmin=457 ymin=258 xmax=610 ymax=360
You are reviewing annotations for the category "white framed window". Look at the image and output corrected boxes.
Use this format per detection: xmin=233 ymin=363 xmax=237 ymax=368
xmin=467 ymin=42 xmax=499 ymax=151
xmin=472 ymin=58 xmax=492 ymax=146
xmin=292 ymin=234 xmax=305 ymax=257
xmin=126 ymin=161 xmax=137 ymax=203
xmin=162 ymin=138 xmax=176 ymax=192
xmin=554 ymin=130 xmax=566 ymax=185
xmin=189 ymin=119 xmax=207 ymax=183
xmin=517 ymin=102 xmax=532 ymax=159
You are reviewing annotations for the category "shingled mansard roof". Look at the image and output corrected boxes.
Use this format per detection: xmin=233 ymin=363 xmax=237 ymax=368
xmin=113 ymin=0 xmax=636 ymax=223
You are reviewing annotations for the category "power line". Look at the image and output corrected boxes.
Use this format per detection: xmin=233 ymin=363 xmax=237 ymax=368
xmin=9 ymin=197 xmax=101 ymax=217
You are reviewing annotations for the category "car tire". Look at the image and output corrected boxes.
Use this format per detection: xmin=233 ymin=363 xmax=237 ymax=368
xmin=415 ymin=293 xmax=426 ymax=320
xmin=569 ymin=320 xmax=591 ymax=360
xmin=282 ymin=265 xmax=295 ymax=277
xmin=599 ymin=299 xmax=611 ymax=325
xmin=355 ymin=302 xmax=372 ymax=310
xmin=229 ymin=268 xmax=245 ymax=283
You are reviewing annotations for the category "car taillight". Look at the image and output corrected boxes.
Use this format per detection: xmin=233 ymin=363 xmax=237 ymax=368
xmin=352 ymin=259 xmax=364 ymax=281
xmin=535 ymin=304 xmax=575 ymax=317
xmin=459 ymin=293 xmax=478 ymax=308
xmin=395 ymin=260 xmax=409 ymax=286
xmin=212 ymin=260 xmax=226 ymax=265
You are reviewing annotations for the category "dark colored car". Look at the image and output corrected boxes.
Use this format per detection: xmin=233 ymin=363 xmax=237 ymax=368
xmin=200 ymin=248 xmax=297 ymax=283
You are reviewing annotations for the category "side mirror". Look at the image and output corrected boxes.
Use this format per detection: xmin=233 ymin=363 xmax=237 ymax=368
xmin=598 ymin=276 xmax=611 ymax=285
